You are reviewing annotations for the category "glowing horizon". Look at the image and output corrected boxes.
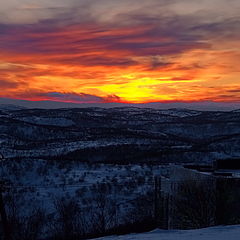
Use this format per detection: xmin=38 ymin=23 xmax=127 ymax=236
xmin=0 ymin=0 xmax=239 ymax=104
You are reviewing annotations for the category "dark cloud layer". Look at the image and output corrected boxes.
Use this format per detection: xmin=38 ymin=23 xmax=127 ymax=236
xmin=12 ymin=91 xmax=122 ymax=103
xmin=1 ymin=11 xmax=238 ymax=68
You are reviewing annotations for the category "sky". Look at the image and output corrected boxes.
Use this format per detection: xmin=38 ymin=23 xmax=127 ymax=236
xmin=0 ymin=0 xmax=240 ymax=105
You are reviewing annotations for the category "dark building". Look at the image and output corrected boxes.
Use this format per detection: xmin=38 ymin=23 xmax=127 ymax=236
xmin=159 ymin=159 xmax=240 ymax=229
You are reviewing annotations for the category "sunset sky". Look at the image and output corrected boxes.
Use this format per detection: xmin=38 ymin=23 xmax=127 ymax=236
xmin=0 ymin=0 xmax=240 ymax=104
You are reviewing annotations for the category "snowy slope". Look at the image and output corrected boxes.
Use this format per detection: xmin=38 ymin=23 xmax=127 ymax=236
xmin=0 ymin=107 xmax=240 ymax=162
xmin=93 ymin=225 xmax=240 ymax=240
xmin=0 ymin=104 xmax=26 ymax=111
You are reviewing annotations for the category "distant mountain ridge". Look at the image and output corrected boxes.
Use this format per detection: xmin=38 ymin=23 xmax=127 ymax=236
xmin=0 ymin=97 xmax=239 ymax=111
xmin=0 ymin=104 xmax=27 ymax=111
xmin=0 ymin=107 xmax=239 ymax=163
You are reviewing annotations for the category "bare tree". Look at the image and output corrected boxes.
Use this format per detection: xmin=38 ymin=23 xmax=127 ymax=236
xmin=172 ymin=179 xmax=216 ymax=229
xmin=89 ymin=187 xmax=117 ymax=234
xmin=4 ymin=192 xmax=46 ymax=240
xmin=124 ymin=191 xmax=154 ymax=225
xmin=51 ymin=197 xmax=86 ymax=240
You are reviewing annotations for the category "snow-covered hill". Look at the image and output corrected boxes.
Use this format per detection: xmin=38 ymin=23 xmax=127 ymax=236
xmin=1 ymin=107 xmax=240 ymax=239
xmin=0 ymin=107 xmax=240 ymax=163
xmin=93 ymin=225 xmax=240 ymax=240
xmin=0 ymin=104 xmax=26 ymax=111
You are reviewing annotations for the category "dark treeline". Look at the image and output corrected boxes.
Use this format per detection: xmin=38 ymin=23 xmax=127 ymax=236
xmin=46 ymin=144 xmax=215 ymax=165
xmin=3 ymin=177 xmax=240 ymax=239
xmin=3 ymin=185 xmax=156 ymax=240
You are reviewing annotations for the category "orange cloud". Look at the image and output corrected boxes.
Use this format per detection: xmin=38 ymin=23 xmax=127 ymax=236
xmin=0 ymin=15 xmax=239 ymax=103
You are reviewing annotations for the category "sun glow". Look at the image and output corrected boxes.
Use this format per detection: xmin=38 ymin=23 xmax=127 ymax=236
xmin=0 ymin=0 xmax=239 ymax=103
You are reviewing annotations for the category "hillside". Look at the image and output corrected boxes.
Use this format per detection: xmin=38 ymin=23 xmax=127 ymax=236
xmin=0 ymin=107 xmax=240 ymax=164
xmin=1 ymin=107 xmax=240 ymax=239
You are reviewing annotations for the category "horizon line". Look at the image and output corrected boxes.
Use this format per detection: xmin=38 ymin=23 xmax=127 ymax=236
xmin=0 ymin=97 xmax=240 ymax=111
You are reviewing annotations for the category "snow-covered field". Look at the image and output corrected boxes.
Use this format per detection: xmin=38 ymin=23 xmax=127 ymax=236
xmin=2 ymin=160 xmax=165 ymax=218
xmin=93 ymin=225 xmax=240 ymax=240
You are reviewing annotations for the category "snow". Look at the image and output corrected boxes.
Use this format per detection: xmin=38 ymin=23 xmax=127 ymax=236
xmin=19 ymin=116 xmax=74 ymax=126
xmin=93 ymin=225 xmax=240 ymax=240
xmin=0 ymin=104 xmax=26 ymax=111
xmin=159 ymin=108 xmax=201 ymax=117
xmin=2 ymin=160 xmax=164 ymax=218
